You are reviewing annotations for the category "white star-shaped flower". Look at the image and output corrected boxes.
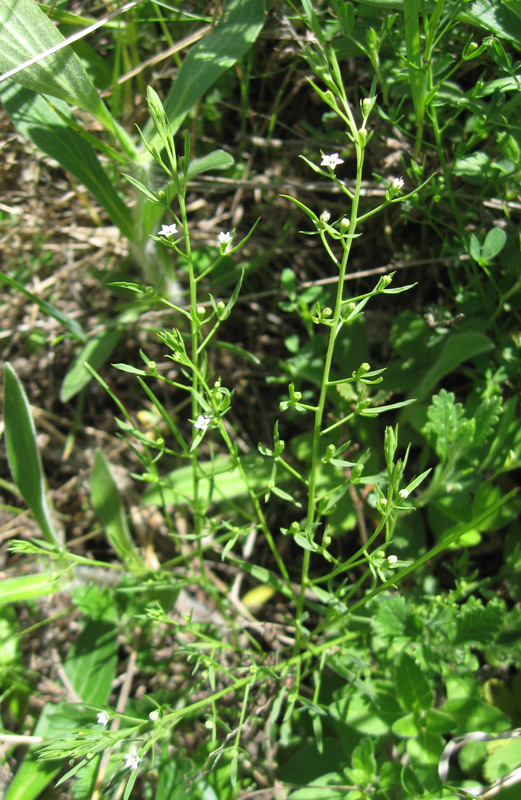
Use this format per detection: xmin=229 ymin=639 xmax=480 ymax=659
xmin=321 ymin=153 xmax=344 ymax=170
xmin=97 ymin=711 xmax=109 ymax=726
xmin=218 ymin=231 xmax=232 ymax=246
xmin=194 ymin=414 xmax=212 ymax=431
xmin=124 ymin=753 xmax=141 ymax=771
xmin=157 ymin=223 xmax=178 ymax=237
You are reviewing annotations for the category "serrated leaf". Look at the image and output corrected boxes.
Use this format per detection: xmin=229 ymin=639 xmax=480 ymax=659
xmin=423 ymin=388 xmax=473 ymax=461
xmin=424 ymin=709 xmax=457 ymax=734
xmin=483 ymin=737 xmax=521 ymax=784
xmin=453 ymin=596 xmax=505 ymax=646
xmin=473 ymin=395 xmax=502 ymax=448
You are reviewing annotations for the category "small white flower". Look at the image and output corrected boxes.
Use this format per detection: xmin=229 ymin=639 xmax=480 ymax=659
xmin=205 ymin=719 xmax=214 ymax=730
xmin=321 ymin=153 xmax=344 ymax=170
xmin=392 ymin=177 xmax=404 ymax=191
xmin=149 ymin=710 xmax=160 ymax=721
xmin=194 ymin=414 xmax=212 ymax=431
xmin=124 ymin=753 xmax=141 ymax=771
xmin=387 ymin=554 xmax=398 ymax=565
xmin=158 ymin=223 xmax=178 ymax=238
xmin=380 ymin=497 xmax=387 ymax=506
xmin=399 ymin=488 xmax=409 ymax=499
xmin=97 ymin=711 xmax=109 ymax=726
xmin=362 ymin=97 xmax=372 ymax=109
xmin=218 ymin=231 xmax=232 ymax=248
xmin=320 ymin=210 xmax=331 ymax=223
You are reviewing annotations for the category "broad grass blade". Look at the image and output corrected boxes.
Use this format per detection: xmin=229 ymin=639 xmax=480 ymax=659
xmin=0 ymin=83 xmax=135 ymax=242
xmin=144 ymin=0 xmax=266 ymax=142
xmin=0 ymin=0 xmax=115 ymax=130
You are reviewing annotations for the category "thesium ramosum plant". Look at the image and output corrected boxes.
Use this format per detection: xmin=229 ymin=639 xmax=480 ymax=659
xmin=2 ymin=1 xmax=521 ymax=798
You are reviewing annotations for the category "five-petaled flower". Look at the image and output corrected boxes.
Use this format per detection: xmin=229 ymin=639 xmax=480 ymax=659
xmin=321 ymin=153 xmax=344 ymax=170
xmin=158 ymin=223 xmax=178 ymax=237
xmin=392 ymin=177 xmax=404 ymax=191
xmin=97 ymin=711 xmax=109 ymax=726
xmin=194 ymin=414 xmax=212 ymax=431
xmin=124 ymin=753 xmax=141 ymax=771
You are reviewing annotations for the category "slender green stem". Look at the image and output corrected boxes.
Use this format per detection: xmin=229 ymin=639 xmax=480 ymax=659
xmin=292 ymin=141 xmax=366 ymax=669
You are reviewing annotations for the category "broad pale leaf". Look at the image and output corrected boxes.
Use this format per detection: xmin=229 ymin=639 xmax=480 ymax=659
xmin=0 ymin=0 xmax=114 ymax=129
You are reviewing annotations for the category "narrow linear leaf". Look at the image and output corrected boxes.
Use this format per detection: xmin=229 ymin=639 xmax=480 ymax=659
xmin=0 ymin=271 xmax=86 ymax=340
xmin=3 ymin=363 xmax=62 ymax=548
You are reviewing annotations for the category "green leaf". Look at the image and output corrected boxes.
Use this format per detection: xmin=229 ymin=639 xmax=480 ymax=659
xmin=0 ymin=84 xmax=134 ymax=242
xmin=392 ymin=713 xmax=420 ymax=737
xmin=0 ymin=0 xmax=115 ymax=130
xmin=142 ymin=454 xmax=272 ymax=506
xmin=395 ymin=652 xmax=433 ymax=713
xmin=441 ymin=697 xmax=510 ymax=736
xmin=473 ymin=395 xmax=502 ymax=448
xmin=0 ymin=271 xmax=86 ymax=340
xmin=3 ymin=703 xmax=75 ymax=800
xmin=423 ymin=389 xmax=473 ymax=461
xmin=91 ymin=450 xmax=146 ymax=572
xmin=65 ymin=618 xmax=118 ymax=705
xmin=351 ymin=737 xmax=376 ymax=780
xmin=145 ymin=0 xmax=266 ymax=142
xmin=413 ymin=332 xmax=494 ymax=403
xmin=60 ymin=328 xmax=123 ymax=402
xmin=424 ymin=709 xmax=457 ymax=734
xmin=0 ymin=572 xmax=61 ymax=606
xmin=483 ymin=737 xmax=521 ymax=784
xmin=460 ymin=0 xmax=521 ymax=44
xmin=187 ymin=149 xmax=234 ymax=178
xmin=481 ymin=227 xmax=507 ymax=262
xmin=453 ymin=596 xmax=505 ymax=646
xmin=3 ymin=363 xmax=62 ymax=548
xmin=3 ymin=615 xmax=116 ymax=800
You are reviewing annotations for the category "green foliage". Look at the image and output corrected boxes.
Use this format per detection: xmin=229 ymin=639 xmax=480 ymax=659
xmin=2 ymin=0 xmax=521 ymax=798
